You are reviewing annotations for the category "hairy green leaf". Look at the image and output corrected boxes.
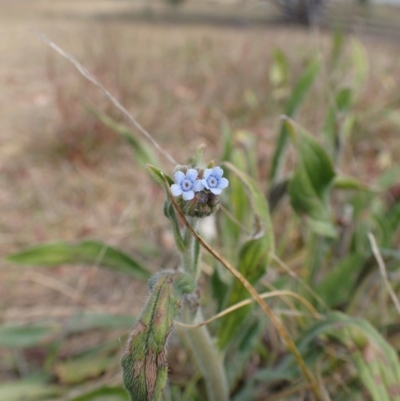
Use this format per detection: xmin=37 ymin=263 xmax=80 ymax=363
xmin=270 ymin=58 xmax=320 ymax=183
xmin=322 ymin=87 xmax=352 ymax=156
xmin=0 ymin=382 xmax=62 ymax=401
xmin=286 ymin=120 xmax=336 ymax=237
xmin=66 ymin=387 xmax=129 ymax=401
xmin=219 ymin=163 xmax=274 ymax=348
xmin=7 ymin=240 xmax=151 ymax=281
xmin=315 ymin=253 xmax=366 ymax=307
xmin=0 ymin=323 xmax=59 ymax=348
xmin=146 ymin=165 xmax=174 ymax=188
xmin=56 ymin=352 xmax=115 ymax=385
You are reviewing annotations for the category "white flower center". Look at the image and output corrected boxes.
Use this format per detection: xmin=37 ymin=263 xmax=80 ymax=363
xmin=208 ymin=177 xmax=218 ymax=188
xmin=182 ymin=179 xmax=192 ymax=191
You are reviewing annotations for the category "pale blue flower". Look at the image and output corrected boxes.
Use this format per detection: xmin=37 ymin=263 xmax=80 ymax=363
xmin=202 ymin=166 xmax=229 ymax=195
xmin=171 ymin=169 xmax=204 ymax=200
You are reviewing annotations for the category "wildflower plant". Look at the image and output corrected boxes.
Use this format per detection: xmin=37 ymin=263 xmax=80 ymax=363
xmin=5 ymin=34 xmax=400 ymax=401
xmin=120 ymin=162 xmax=233 ymax=401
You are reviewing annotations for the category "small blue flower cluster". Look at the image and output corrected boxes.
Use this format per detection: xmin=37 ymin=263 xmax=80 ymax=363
xmin=171 ymin=166 xmax=229 ymax=201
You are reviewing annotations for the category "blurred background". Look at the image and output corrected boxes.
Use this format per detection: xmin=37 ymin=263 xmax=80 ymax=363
xmin=1 ymin=0 xmax=400 ymax=399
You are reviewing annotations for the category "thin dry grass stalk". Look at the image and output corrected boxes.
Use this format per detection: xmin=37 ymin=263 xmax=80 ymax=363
xmin=35 ymin=31 xmax=177 ymax=166
xmin=368 ymin=232 xmax=400 ymax=316
xmin=176 ymin=289 xmax=322 ymax=329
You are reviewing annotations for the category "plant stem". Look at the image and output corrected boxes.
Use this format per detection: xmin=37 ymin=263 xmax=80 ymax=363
xmin=180 ymin=219 xmax=229 ymax=401
xmin=181 ymin=306 xmax=229 ymax=401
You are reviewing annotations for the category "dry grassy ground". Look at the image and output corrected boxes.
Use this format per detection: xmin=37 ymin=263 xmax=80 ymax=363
xmin=1 ymin=0 xmax=400 ymax=384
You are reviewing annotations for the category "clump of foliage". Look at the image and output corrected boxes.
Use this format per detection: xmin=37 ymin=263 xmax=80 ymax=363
xmin=4 ymin=32 xmax=400 ymax=401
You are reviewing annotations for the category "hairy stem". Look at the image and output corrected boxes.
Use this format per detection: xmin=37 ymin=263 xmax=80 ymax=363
xmin=181 ymin=306 xmax=229 ymax=401
xmin=180 ymin=220 xmax=229 ymax=401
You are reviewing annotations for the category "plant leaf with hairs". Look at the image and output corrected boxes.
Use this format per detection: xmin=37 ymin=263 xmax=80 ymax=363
xmin=7 ymin=240 xmax=150 ymax=281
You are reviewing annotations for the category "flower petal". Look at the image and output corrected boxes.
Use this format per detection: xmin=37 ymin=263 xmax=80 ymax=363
xmin=203 ymin=168 xmax=212 ymax=180
xmin=201 ymin=178 xmax=209 ymax=190
xmin=174 ymin=171 xmax=185 ymax=184
xmin=217 ymin=177 xmax=229 ymax=189
xmin=186 ymin=169 xmax=198 ymax=182
xmin=171 ymin=184 xmax=183 ymax=197
xmin=182 ymin=190 xmax=194 ymax=200
xmin=193 ymin=180 xmax=204 ymax=192
xmin=210 ymin=187 xmax=222 ymax=195
xmin=212 ymin=166 xmax=223 ymax=179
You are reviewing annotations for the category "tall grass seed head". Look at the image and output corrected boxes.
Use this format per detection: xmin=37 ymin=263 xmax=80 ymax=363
xmin=171 ymin=165 xmax=229 ymax=218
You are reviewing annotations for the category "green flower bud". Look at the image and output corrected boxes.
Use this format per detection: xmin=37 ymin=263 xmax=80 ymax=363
xmin=121 ymin=271 xmax=194 ymax=401
xmin=179 ymin=190 xmax=220 ymax=218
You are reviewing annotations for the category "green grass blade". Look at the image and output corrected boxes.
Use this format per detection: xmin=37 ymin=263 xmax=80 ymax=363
xmin=6 ymin=240 xmax=151 ymax=281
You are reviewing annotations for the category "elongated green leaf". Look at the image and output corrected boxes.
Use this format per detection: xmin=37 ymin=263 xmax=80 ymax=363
xmin=378 ymin=166 xmax=400 ymax=190
xmin=0 ymin=323 xmax=60 ymax=348
xmin=220 ymin=150 xmax=250 ymax=258
xmin=89 ymin=107 xmax=159 ymax=167
xmin=224 ymin=162 xmax=274 ymax=243
xmin=352 ymin=39 xmax=368 ymax=87
xmin=146 ymin=164 xmax=173 ymax=188
xmin=269 ymin=58 xmax=320 ymax=183
xmin=67 ymin=387 xmax=128 ymax=401
xmin=269 ymin=48 xmax=289 ymax=87
xmin=329 ymin=30 xmax=344 ymax=72
xmin=333 ymin=175 xmax=370 ymax=191
xmin=315 ymin=253 xmax=365 ymax=307
xmin=66 ymin=312 xmax=134 ymax=334
xmin=225 ymin=312 xmax=264 ymax=389
xmin=218 ymin=236 xmax=270 ymax=348
xmin=7 ymin=240 xmax=151 ymax=281
xmin=220 ymin=120 xmax=234 ymax=162
xmin=286 ymin=120 xmax=336 ymax=237
xmin=322 ymin=87 xmax=352 ymax=156
xmin=219 ymin=163 xmax=274 ymax=348
xmin=55 ymin=352 xmax=115 ymax=385
xmin=0 ymin=379 xmax=62 ymax=401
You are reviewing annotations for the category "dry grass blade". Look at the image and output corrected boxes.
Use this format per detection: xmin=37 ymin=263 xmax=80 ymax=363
xmin=35 ymin=31 xmax=177 ymax=166
xmin=368 ymin=232 xmax=400 ymax=315
xmin=163 ymin=175 xmax=323 ymax=401
xmin=176 ymin=289 xmax=322 ymax=329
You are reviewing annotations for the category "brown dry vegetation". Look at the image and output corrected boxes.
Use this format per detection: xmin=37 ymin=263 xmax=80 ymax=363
xmin=1 ymin=0 xmax=400 ymax=386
